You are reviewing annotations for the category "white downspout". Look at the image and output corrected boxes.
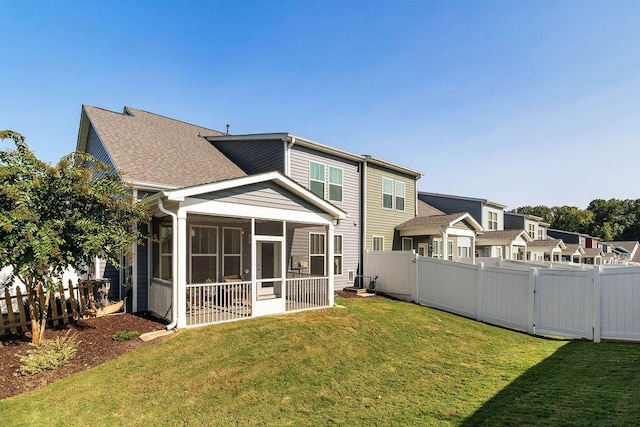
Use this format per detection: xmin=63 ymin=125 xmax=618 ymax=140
xmin=158 ymin=198 xmax=179 ymax=330
xmin=285 ymin=136 xmax=296 ymax=177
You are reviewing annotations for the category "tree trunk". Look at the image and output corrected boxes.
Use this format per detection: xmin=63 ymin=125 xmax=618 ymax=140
xmin=38 ymin=288 xmax=52 ymax=345
xmin=28 ymin=284 xmax=41 ymax=347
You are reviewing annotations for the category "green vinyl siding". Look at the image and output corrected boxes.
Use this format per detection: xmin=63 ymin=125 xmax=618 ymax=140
xmin=365 ymin=163 xmax=416 ymax=251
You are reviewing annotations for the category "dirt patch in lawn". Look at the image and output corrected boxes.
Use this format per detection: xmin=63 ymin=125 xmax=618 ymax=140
xmin=0 ymin=312 xmax=168 ymax=401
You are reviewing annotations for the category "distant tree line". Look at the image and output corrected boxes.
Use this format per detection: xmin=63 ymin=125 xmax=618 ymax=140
xmin=513 ymin=199 xmax=640 ymax=242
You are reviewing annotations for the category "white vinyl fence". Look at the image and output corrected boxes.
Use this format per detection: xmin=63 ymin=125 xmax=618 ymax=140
xmin=364 ymin=251 xmax=640 ymax=343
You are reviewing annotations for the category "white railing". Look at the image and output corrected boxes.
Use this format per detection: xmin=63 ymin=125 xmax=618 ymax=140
xmin=285 ymin=277 xmax=329 ymax=312
xmin=186 ymin=281 xmax=252 ymax=326
xmin=149 ymin=278 xmax=173 ymax=321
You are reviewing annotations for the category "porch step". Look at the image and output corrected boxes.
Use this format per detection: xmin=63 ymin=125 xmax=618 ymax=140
xmin=342 ymin=287 xmax=375 ymax=297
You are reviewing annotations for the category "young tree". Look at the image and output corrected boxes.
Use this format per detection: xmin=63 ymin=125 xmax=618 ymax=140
xmin=0 ymin=131 xmax=150 ymax=346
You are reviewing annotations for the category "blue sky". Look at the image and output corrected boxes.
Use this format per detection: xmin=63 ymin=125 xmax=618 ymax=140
xmin=3 ymin=1 xmax=640 ymax=209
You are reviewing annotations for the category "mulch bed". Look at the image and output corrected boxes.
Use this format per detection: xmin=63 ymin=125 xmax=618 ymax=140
xmin=0 ymin=312 xmax=167 ymax=401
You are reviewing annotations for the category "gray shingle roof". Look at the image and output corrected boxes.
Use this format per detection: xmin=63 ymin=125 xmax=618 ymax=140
xmin=82 ymin=105 xmax=247 ymax=188
xmin=478 ymin=230 xmax=527 ymax=240
xmin=397 ymin=212 xmax=470 ymax=228
xmin=417 ymin=200 xmax=445 ymax=217
xmin=528 ymin=239 xmax=563 ymax=248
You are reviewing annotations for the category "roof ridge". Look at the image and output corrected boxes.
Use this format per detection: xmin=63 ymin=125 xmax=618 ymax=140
xmin=123 ymin=106 xmax=224 ymax=134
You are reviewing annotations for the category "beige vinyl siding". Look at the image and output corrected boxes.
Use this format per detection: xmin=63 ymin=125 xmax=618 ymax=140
xmin=365 ymin=163 xmax=416 ymax=251
xmin=289 ymin=145 xmax=360 ymax=289
xmin=454 ymin=221 xmax=474 ymax=231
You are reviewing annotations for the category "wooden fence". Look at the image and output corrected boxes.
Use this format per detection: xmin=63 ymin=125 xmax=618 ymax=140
xmin=1 ymin=280 xmax=101 ymax=336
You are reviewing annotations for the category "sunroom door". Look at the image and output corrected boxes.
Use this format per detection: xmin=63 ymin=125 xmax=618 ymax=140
xmin=254 ymin=238 xmax=284 ymax=316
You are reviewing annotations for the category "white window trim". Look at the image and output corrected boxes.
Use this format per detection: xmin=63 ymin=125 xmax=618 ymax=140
xmin=432 ymin=238 xmax=442 ymax=258
xmin=347 ymin=270 xmax=355 ymax=283
xmin=222 ymin=227 xmax=242 ymax=278
xmin=395 ymin=181 xmax=406 ymax=212
xmin=309 ymin=232 xmax=326 ymax=275
xmin=372 ymin=236 xmax=385 ymax=251
xmin=309 ymin=160 xmax=326 ymax=199
xmin=189 ymin=225 xmax=219 ymax=284
xmin=328 ymin=165 xmax=343 ymax=203
xmin=382 ymin=177 xmax=394 ymax=210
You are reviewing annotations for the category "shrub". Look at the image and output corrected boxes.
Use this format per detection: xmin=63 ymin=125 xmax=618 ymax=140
xmin=17 ymin=330 xmax=80 ymax=376
xmin=112 ymin=330 xmax=140 ymax=341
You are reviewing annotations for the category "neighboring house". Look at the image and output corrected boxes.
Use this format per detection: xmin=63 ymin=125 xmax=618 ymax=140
xmin=476 ymin=230 xmax=532 ymax=260
xmin=526 ymin=239 xmax=566 ymax=262
xmin=418 ymin=192 xmax=507 ymax=232
xmin=504 ymin=212 xmax=549 ymax=240
xmin=602 ymin=241 xmax=640 ymax=264
xmin=77 ymin=105 xmax=346 ymax=328
xmin=547 ymin=229 xmax=599 ymax=249
xmin=396 ymin=201 xmax=482 ymax=261
xmin=562 ymin=244 xmax=585 ymax=263
xmin=582 ymin=247 xmax=605 ymax=265
xmin=362 ymin=155 xmax=422 ymax=254
xmin=418 ymin=192 xmax=511 ymax=258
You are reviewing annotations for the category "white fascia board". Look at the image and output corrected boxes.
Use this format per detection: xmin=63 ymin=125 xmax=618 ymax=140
xmin=131 ymin=181 xmax=179 ymax=192
xmin=399 ymin=226 xmax=476 ymax=238
xmin=205 ymin=133 xmax=288 ymax=142
xmin=452 ymin=213 xmax=483 ymax=232
xmin=363 ymin=155 xmax=423 ymax=178
xmin=289 ymin=134 xmax=365 ymax=163
xmin=180 ymin=198 xmax=335 ymax=225
xmin=165 ymin=171 xmax=346 ymax=220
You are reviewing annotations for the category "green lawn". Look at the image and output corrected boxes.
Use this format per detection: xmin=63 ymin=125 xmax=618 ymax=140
xmin=2 ymin=296 xmax=640 ymax=426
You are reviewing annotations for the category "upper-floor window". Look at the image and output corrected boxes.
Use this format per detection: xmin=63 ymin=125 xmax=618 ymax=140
xmin=395 ymin=181 xmax=405 ymax=211
xmin=329 ymin=166 xmax=343 ymax=202
xmin=382 ymin=178 xmax=394 ymax=209
xmin=488 ymin=211 xmax=498 ymax=230
xmin=538 ymin=228 xmax=544 ymax=240
xmin=528 ymin=223 xmax=535 ymax=239
xmin=309 ymin=161 xmax=325 ymax=198
xmin=382 ymin=177 xmax=406 ymax=211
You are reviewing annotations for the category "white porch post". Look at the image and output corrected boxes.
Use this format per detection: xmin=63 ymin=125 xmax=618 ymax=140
xmin=472 ymin=236 xmax=476 ymax=264
xmin=442 ymin=231 xmax=448 ymax=261
xmin=281 ymin=221 xmax=287 ymax=311
xmin=250 ymin=218 xmax=256 ymax=314
xmin=328 ymin=222 xmax=335 ymax=306
xmin=176 ymin=209 xmax=188 ymax=328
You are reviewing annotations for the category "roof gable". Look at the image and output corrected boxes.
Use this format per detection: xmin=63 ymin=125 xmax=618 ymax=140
xmin=77 ymin=105 xmax=246 ymax=189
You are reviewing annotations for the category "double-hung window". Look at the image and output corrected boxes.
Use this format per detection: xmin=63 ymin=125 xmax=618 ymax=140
xmin=382 ymin=178 xmax=394 ymax=209
xmin=309 ymin=162 xmax=325 ymax=198
xmin=488 ymin=212 xmax=498 ymax=230
xmin=190 ymin=226 xmax=218 ymax=283
xmin=309 ymin=233 xmax=326 ymax=275
xmin=329 ymin=166 xmax=343 ymax=202
xmin=382 ymin=177 xmax=406 ymax=211
xmin=395 ymin=181 xmax=405 ymax=211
